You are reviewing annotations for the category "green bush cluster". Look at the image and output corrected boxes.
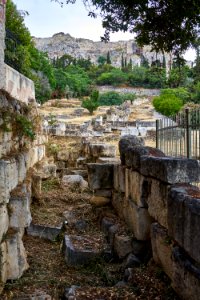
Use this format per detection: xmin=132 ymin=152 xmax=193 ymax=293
xmin=153 ymin=91 xmax=184 ymax=117
xmin=98 ymin=91 xmax=136 ymax=106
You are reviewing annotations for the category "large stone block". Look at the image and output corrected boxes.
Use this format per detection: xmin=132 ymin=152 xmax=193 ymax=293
xmin=147 ymin=179 xmax=169 ymax=228
xmin=125 ymin=146 xmax=165 ymax=170
xmin=140 ymin=156 xmax=199 ymax=184
xmin=113 ymin=164 xmax=120 ymax=191
xmin=168 ymin=184 xmax=200 ymax=264
xmin=0 ymin=158 xmax=18 ymax=203
xmin=129 ymin=171 xmax=148 ymax=208
xmin=112 ymin=191 xmax=124 ymax=217
xmin=0 ymin=205 xmax=9 ymax=242
xmin=119 ymin=135 xmax=144 ymax=165
xmin=151 ymin=222 xmax=200 ymax=300
xmin=151 ymin=223 xmax=173 ymax=279
xmin=16 ymin=153 xmax=26 ymax=183
xmin=89 ymin=143 xmax=116 ymax=158
xmin=124 ymin=199 xmax=152 ymax=240
xmin=6 ymin=232 xmax=29 ymax=280
xmin=0 ymin=242 xmax=7 ymax=284
xmin=87 ymin=163 xmax=114 ymax=190
xmin=9 ymin=183 xmax=32 ymax=229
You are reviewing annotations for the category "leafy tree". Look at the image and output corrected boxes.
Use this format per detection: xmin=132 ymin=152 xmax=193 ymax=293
xmin=96 ymin=68 xmax=127 ymax=85
xmin=54 ymin=0 xmax=200 ymax=53
xmin=82 ymin=90 xmax=99 ymax=114
xmin=98 ymin=55 xmax=106 ymax=66
xmin=99 ymin=91 xmax=124 ymax=106
xmin=106 ymin=51 xmax=111 ymax=64
xmin=153 ymin=93 xmax=183 ymax=116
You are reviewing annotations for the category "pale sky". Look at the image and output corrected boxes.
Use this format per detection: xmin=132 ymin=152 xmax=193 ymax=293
xmin=13 ymin=0 xmax=196 ymax=61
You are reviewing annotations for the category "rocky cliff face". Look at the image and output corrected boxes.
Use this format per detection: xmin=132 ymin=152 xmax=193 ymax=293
xmin=33 ymin=32 xmax=171 ymax=68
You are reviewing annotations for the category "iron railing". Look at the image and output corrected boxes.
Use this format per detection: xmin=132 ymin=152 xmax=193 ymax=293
xmin=5 ymin=28 xmax=21 ymax=71
xmin=156 ymin=108 xmax=200 ymax=160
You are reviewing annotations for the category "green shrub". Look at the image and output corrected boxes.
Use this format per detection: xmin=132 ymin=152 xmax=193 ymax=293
xmin=153 ymin=94 xmax=183 ymax=116
xmin=82 ymin=90 xmax=99 ymax=114
xmin=161 ymin=87 xmax=190 ymax=104
xmin=99 ymin=91 xmax=124 ymax=106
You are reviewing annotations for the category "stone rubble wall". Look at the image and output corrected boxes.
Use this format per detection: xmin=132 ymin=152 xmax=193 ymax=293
xmin=87 ymin=138 xmax=200 ymax=300
xmin=0 ymin=90 xmax=46 ymax=292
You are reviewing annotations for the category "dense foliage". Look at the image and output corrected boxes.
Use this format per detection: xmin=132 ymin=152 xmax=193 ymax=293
xmin=5 ymin=0 xmax=200 ymax=111
xmin=82 ymin=90 xmax=99 ymax=114
xmin=153 ymin=93 xmax=183 ymax=116
xmin=99 ymin=91 xmax=136 ymax=106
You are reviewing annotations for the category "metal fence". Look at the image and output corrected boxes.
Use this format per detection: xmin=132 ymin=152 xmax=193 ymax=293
xmin=156 ymin=108 xmax=200 ymax=160
xmin=5 ymin=28 xmax=21 ymax=71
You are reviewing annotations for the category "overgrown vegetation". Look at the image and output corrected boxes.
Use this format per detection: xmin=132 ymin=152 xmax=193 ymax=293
xmin=5 ymin=0 xmax=200 ymax=114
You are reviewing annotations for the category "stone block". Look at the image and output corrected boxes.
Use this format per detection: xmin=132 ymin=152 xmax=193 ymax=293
xmin=151 ymin=222 xmax=200 ymax=300
xmin=6 ymin=232 xmax=29 ymax=280
xmin=89 ymin=143 xmax=116 ymax=158
xmin=129 ymin=171 xmax=148 ymax=207
xmin=63 ymin=235 xmax=103 ymax=265
xmin=119 ymin=135 xmax=145 ymax=165
xmin=9 ymin=183 xmax=32 ymax=229
xmin=168 ymin=184 xmax=200 ymax=264
xmin=112 ymin=191 xmax=124 ymax=217
xmin=118 ymin=165 xmax=126 ymax=193
xmin=140 ymin=156 xmax=199 ymax=184
xmin=151 ymin=223 xmax=173 ymax=279
xmin=0 ymin=158 xmax=18 ymax=203
xmin=124 ymin=199 xmax=152 ymax=240
xmin=125 ymin=146 xmax=165 ymax=170
xmin=0 ymin=242 xmax=7 ymax=283
xmin=27 ymin=223 xmax=62 ymax=241
xmin=147 ymin=179 xmax=169 ymax=228
xmin=97 ymin=157 xmax=120 ymax=164
xmin=87 ymin=163 xmax=114 ymax=190
xmin=114 ymin=234 xmax=133 ymax=259
xmin=16 ymin=153 xmax=26 ymax=183
xmin=0 ymin=205 xmax=9 ymax=242
xmin=113 ymin=164 xmax=120 ymax=191
xmin=90 ymin=195 xmax=111 ymax=207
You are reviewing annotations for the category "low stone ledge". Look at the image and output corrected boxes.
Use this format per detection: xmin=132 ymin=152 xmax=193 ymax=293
xmin=87 ymin=163 xmax=114 ymax=190
xmin=125 ymin=146 xmax=165 ymax=170
xmin=63 ymin=235 xmax=103 ymax=265
xmin=140 ymin=156 xmax=199 ymax=184
xmin=26 ymin=223 xmax=62 ymax=241
xmin=168 ymin=184 xmax=200 ymax=264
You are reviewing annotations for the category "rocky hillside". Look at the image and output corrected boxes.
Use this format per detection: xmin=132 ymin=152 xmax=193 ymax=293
xmin=33 ymin=32 xmax=171 ymax=68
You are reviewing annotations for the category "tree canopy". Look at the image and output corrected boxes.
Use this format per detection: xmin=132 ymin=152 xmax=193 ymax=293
xmin=54 ymin=0 xmax=200 ymax=54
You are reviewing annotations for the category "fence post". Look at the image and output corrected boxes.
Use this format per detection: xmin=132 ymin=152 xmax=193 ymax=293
xmin=156 ymin=119 xmax=159 ymax=149
xmin=185 ymin=108 xmax=191 ymax=158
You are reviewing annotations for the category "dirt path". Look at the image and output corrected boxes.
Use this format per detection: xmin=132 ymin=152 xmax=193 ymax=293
xmin=2 ymin=179 xmax=179 ymax=300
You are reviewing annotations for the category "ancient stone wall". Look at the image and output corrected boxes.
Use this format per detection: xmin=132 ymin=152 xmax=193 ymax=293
xmin=0 ymin=0 xmax=6 ymax=90
xmin=87 ymin=138 xmax=200 ymax=300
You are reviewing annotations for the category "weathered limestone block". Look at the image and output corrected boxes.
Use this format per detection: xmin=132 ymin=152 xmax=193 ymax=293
xmin=124 ymin=199 xmax=152 ymax=240
xmin=147 ymin=179 xmax=169 ymax=228
xmin=0 ymin=242 xmax=7 ymax=284
xmin=6 ymin=232 xmax=29 ymax=280
xmin=113 ymin=164 xmax=120 ymax=191
xmin=112 ymin=191 xmax=124 ymax=217
xmin=27 ymin=223 xmax=62 ymax=241
xmin=119 ymin=135 xmax=144 ymax=165
xmin=38 ymin=145 xmax=46 ymax=161
xmin=9 ymin=183 xmax=32 ymax=229
xmin=128 ymin=171 xmax=148 ymax=207
xmin=0 ymin=205 xmax=9 ymax=242
xmin=97 ymin=157 xmax=120 ymax=164
xmin=151 ymin=223 xmax=200 ymax=300
xmin=113 ymin=164 xmax=125 ymax=193
xmin=87 ymin=163 xmax=114 ymax=190
xmin=62 ymin=175 xmax=88 ymax=190
xmin=151 ymin=223 xmax=173 ymax=279
xmin=168 ymin=184 xmax=200 ymax=264
xmin=32 ymin=174 xmax=42 ymax=199
xmin=90 ymin=195 xmax=111 ymax=207
xmin=0 ymin=158 xmax=18 ymax=203
xmin=140 ymin=156 xmax=199 ymax=184
xmin=57 ymin=150 xmax=70 ymax=161
xmin=125 ymin=146 xmax=165 ymax=170
xmin=114 ymin=234 xmax=133 ymax=259
xmin=16 ymin=153 xmax=26 ymax=183
xmin=172 ymin=246 xmax=200 ymax=300
xmin=89 ymin=143 xmax=116 ymax=158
